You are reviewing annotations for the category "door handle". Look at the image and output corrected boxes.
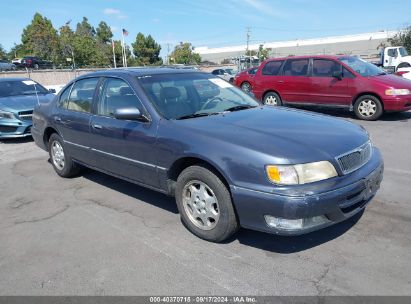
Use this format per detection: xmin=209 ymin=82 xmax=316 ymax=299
xmin=54 ymin=116 xmax=61 ymax=122
xmin=92 ymin=124 xmax=102 ymax=129
xmin=277 ymin=80 xmax=284 ymax=84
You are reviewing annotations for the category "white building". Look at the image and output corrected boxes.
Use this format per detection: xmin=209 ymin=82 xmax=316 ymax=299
xmin=195 ymin=31 xmax=397 ymax=64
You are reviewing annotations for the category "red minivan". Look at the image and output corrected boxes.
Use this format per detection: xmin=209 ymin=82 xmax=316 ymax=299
xmin=252 ymin=55 xmax=411 ymax=120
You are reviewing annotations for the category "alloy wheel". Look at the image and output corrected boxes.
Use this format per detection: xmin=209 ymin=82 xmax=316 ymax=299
xmin=182 ymin=180 xmax=220 ymax=230
xmin=358 ymin=99 xmax=377 ymax=117
xmin=51 ymin=141 xmax=65 ymax=170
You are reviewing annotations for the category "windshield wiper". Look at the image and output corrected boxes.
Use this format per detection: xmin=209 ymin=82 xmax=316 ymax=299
xmin=223 ymin=105 xmax=257 ymax=112
xmin=176 ymin=112 xmax=217 ymax=120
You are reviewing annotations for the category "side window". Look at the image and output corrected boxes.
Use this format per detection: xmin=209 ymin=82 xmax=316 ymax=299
xmin=98 ymin=78 xmax=144 ymax=117
xmin=387 ymin=49 xmax=398 ymax=57
xmin=262 ymin=61 xmax=283 ymax=75
xmin=312 ymin=59 xmax=341 ymax=77
xmin=212 ymin=70 xmax=219 ymax=75
xmin=283 ymin=59 xmax=309 ymax=76
xmin=58 ymin=83 xmax=73 ymax=109
xmin=343 ymin=67 xmax=355 ymax=78
xmin=67 ymin=78 xmax=99 ymax=113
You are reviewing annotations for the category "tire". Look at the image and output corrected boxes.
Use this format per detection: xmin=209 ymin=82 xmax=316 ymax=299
xmin=263 ymin=91 xmax=282 ymax=106
xmin=353 ymin=95 xmax=383 ymax=121
xmin=48 ymin=133 xmax=80 ymax=177
xmin=241 ymin=81 xmax=252 ymax=93
xmin=397 ymin=62 xmax=411 ymax=70
xmin=175 ymin=165 xmax=239 ymax=242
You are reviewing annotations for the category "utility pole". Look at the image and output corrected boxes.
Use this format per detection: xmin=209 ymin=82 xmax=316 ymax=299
xmin=166 ymin=43 xmax=170 ymax=65
xmin=246 ymin=27 xmax=251 ymax=69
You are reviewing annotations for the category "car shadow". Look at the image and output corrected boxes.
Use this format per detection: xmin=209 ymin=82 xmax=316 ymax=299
xmin=81 ymin=168 xmax=179 ymax=214
xmin=285 ymin=105 xmax=411 ymax=122
xmin=233 ymin=210 xmax=364 ymax=253
xmin=0 ymin=137 xmax=33 ymax=144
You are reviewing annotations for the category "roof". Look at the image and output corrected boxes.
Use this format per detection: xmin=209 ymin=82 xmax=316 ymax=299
xmin=265 ymin=54 xmax=350 ymax=61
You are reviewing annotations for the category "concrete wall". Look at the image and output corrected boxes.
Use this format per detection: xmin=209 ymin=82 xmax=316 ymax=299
xmin=0 ymin=68 xmax=104 ymax=86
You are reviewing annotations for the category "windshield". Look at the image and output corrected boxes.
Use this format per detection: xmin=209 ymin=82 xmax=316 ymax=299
xmin=225 ymin=69 xmax=235 ymax=75
xmin=0 ymin=80 xmax=49 ymax=98
xmin=399 ymin=47 xmax=409 ymax=57
xmin=137 ymin=72 xmax=259 ymax=119
xmin=338 ymin=56 xmax=386 ymax=77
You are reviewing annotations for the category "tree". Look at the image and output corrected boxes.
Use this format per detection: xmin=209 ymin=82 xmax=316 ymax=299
xmin=96 ymin=21 xmax=113 ymax=43
xmin=131 ymin=32 xmax=162 ymax=65
xmin=8 ymin=44 xmax=25 ymax=60
xmin=75 ymin=17 xmax=95 ymax=37
xmin=388 ymin=27 xmax=411 ymax=53
xmin=0 ymin=44 xmax=6 ymax=59
xmin=21 ymin=12 xmax=59 ymax=61
xmin=169 ymin=42 xmax=201 ymax=64
xmin=258 ymin=45 xmax=272 ymax=61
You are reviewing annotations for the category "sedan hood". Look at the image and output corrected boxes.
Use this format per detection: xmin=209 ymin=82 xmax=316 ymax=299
xmin=0 ymin=94 xmax=54 ymax=113
xmin=176 ymin=107 xmax=369 ymax=163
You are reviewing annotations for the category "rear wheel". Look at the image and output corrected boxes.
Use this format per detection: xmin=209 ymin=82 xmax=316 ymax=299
xmin=175 ymin=165 xmax=238 ymax=242
xmin=48 ymin=133 xmax=80 ymax=177
xmin=353 ymin=95 xmax=383 ymax=120
xmin=263 ymin=92 xmax=282 ymax=106
xmin=241 ymin=81 xmax=252 ymax=93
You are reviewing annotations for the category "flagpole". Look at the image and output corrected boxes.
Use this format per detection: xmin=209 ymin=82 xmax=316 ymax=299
xmin=121 ymin=31 xmax=127 ymax=68
xmin=121 ymin=31 xmax=125 ymax=67
xmin=112 ymin=39 xmax=117 ymax=69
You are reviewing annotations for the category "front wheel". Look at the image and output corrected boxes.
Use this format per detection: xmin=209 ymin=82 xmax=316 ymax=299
xmin=263 ymin=92 xmax=282 ymax=106
xmin=353 ymin=95 xmax=383 ymax=120
xmin=175 ymin=165 xmax=238 ymax=242
xmin=241 ymin=81 xmax=252 ymax=93
xmin=48 ymin=133 xmax=80 ymax=177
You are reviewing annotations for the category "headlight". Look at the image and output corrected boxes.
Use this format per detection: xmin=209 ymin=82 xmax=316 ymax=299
xmin=0 ymin=110 xmax=15 ymax=120
xmin=266 ymin=161 xmax=337 ymax=185
xmin=385 ymin=89 xmax=411 ymax=96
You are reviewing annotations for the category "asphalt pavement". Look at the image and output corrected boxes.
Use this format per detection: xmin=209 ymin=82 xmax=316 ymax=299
xmin=0 ymin=109 xmax=410 ymax=296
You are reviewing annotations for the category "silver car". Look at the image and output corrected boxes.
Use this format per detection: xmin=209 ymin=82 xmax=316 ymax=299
xmin=0 ymin=60 xmax=16 ymax=71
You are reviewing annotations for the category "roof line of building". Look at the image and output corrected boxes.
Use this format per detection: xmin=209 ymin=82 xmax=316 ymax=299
xmin=195 ymin=30 xmax=397 ymax=55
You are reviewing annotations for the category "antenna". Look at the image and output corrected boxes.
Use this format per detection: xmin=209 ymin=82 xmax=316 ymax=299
xmin=246 ymin=27 xmax=251 ymax=68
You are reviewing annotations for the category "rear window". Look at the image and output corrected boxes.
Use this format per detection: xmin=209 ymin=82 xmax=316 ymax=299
xmin=283 ymin=59 xmax=309 ymax=76
xmin=262 ymin=61 xmax=283 ymax=76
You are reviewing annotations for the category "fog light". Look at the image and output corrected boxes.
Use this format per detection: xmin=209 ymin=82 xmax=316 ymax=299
xmin=264 ymin=216 xmax=303 ymax=230
xmin=264 ymin=215 xmax=329 ymax=231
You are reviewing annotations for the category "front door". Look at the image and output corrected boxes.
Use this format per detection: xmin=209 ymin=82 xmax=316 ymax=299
xmin=309 ymin=59 xmax=351 ymax=106
xmin=89 ymin=77 xmax=160 ymax=188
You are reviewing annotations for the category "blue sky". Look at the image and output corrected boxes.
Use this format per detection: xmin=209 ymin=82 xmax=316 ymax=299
xmin=0 ymin=0 xmax=410 ymax=57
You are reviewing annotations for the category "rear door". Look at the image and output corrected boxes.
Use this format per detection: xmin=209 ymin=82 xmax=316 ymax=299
xmin=52 ymin=77 xmax=100 ymax=164
xmin=253 ymin=60 xmax=284 ymax=100
xmin=309 ymin=58 xmax=351 ymax=105
xmin=279 ymin=58 xmax=311 ymax=103
xmin=89 ymin=77 xmax=160 ymax=188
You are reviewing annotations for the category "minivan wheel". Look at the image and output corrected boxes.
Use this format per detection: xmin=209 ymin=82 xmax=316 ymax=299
xmin=48 ymin=133 xmax=80 ymax=177
xmin=354 ymin=95 xmax=383 ymax=120
xmin=263 ymin=92 xmax=282 ymax=106
xmin=175 ymin=165 xmax=238 ymax=242
xmin=241 ymin=81 xmax=252 ymax=93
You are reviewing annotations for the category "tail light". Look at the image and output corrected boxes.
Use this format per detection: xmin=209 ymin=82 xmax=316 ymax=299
xmin=396 ymin=70 xmax=410 ymax=77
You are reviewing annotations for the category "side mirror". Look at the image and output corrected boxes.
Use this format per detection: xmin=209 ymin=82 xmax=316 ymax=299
xmin=332 ymin=71 xmax=343 ymax=80
xmin=114 ymin=107 xmax=148 ymax=122
xmin=48 ymin=88 xmax=56 ymax=93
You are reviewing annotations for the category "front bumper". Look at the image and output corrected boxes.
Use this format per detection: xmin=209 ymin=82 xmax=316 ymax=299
xmin=383 ymin=95 xmax=411 ymax=111
xmin=230 ymin=149 xmax=384 ymax=235
xmin=0 ymin=120 xmax=32 ymax=139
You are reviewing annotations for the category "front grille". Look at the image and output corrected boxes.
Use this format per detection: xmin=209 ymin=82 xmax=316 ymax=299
xmin=18 ymin=110 xmax=33 ymax=120
xmin=0 ymin=126 xmax=18 ymax=133
xmin=337 ymin=141 xmax=372 ymax=174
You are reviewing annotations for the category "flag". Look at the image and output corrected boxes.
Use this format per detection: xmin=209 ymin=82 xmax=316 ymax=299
xmin=122 ymin=29 xmax=129 ymax=36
